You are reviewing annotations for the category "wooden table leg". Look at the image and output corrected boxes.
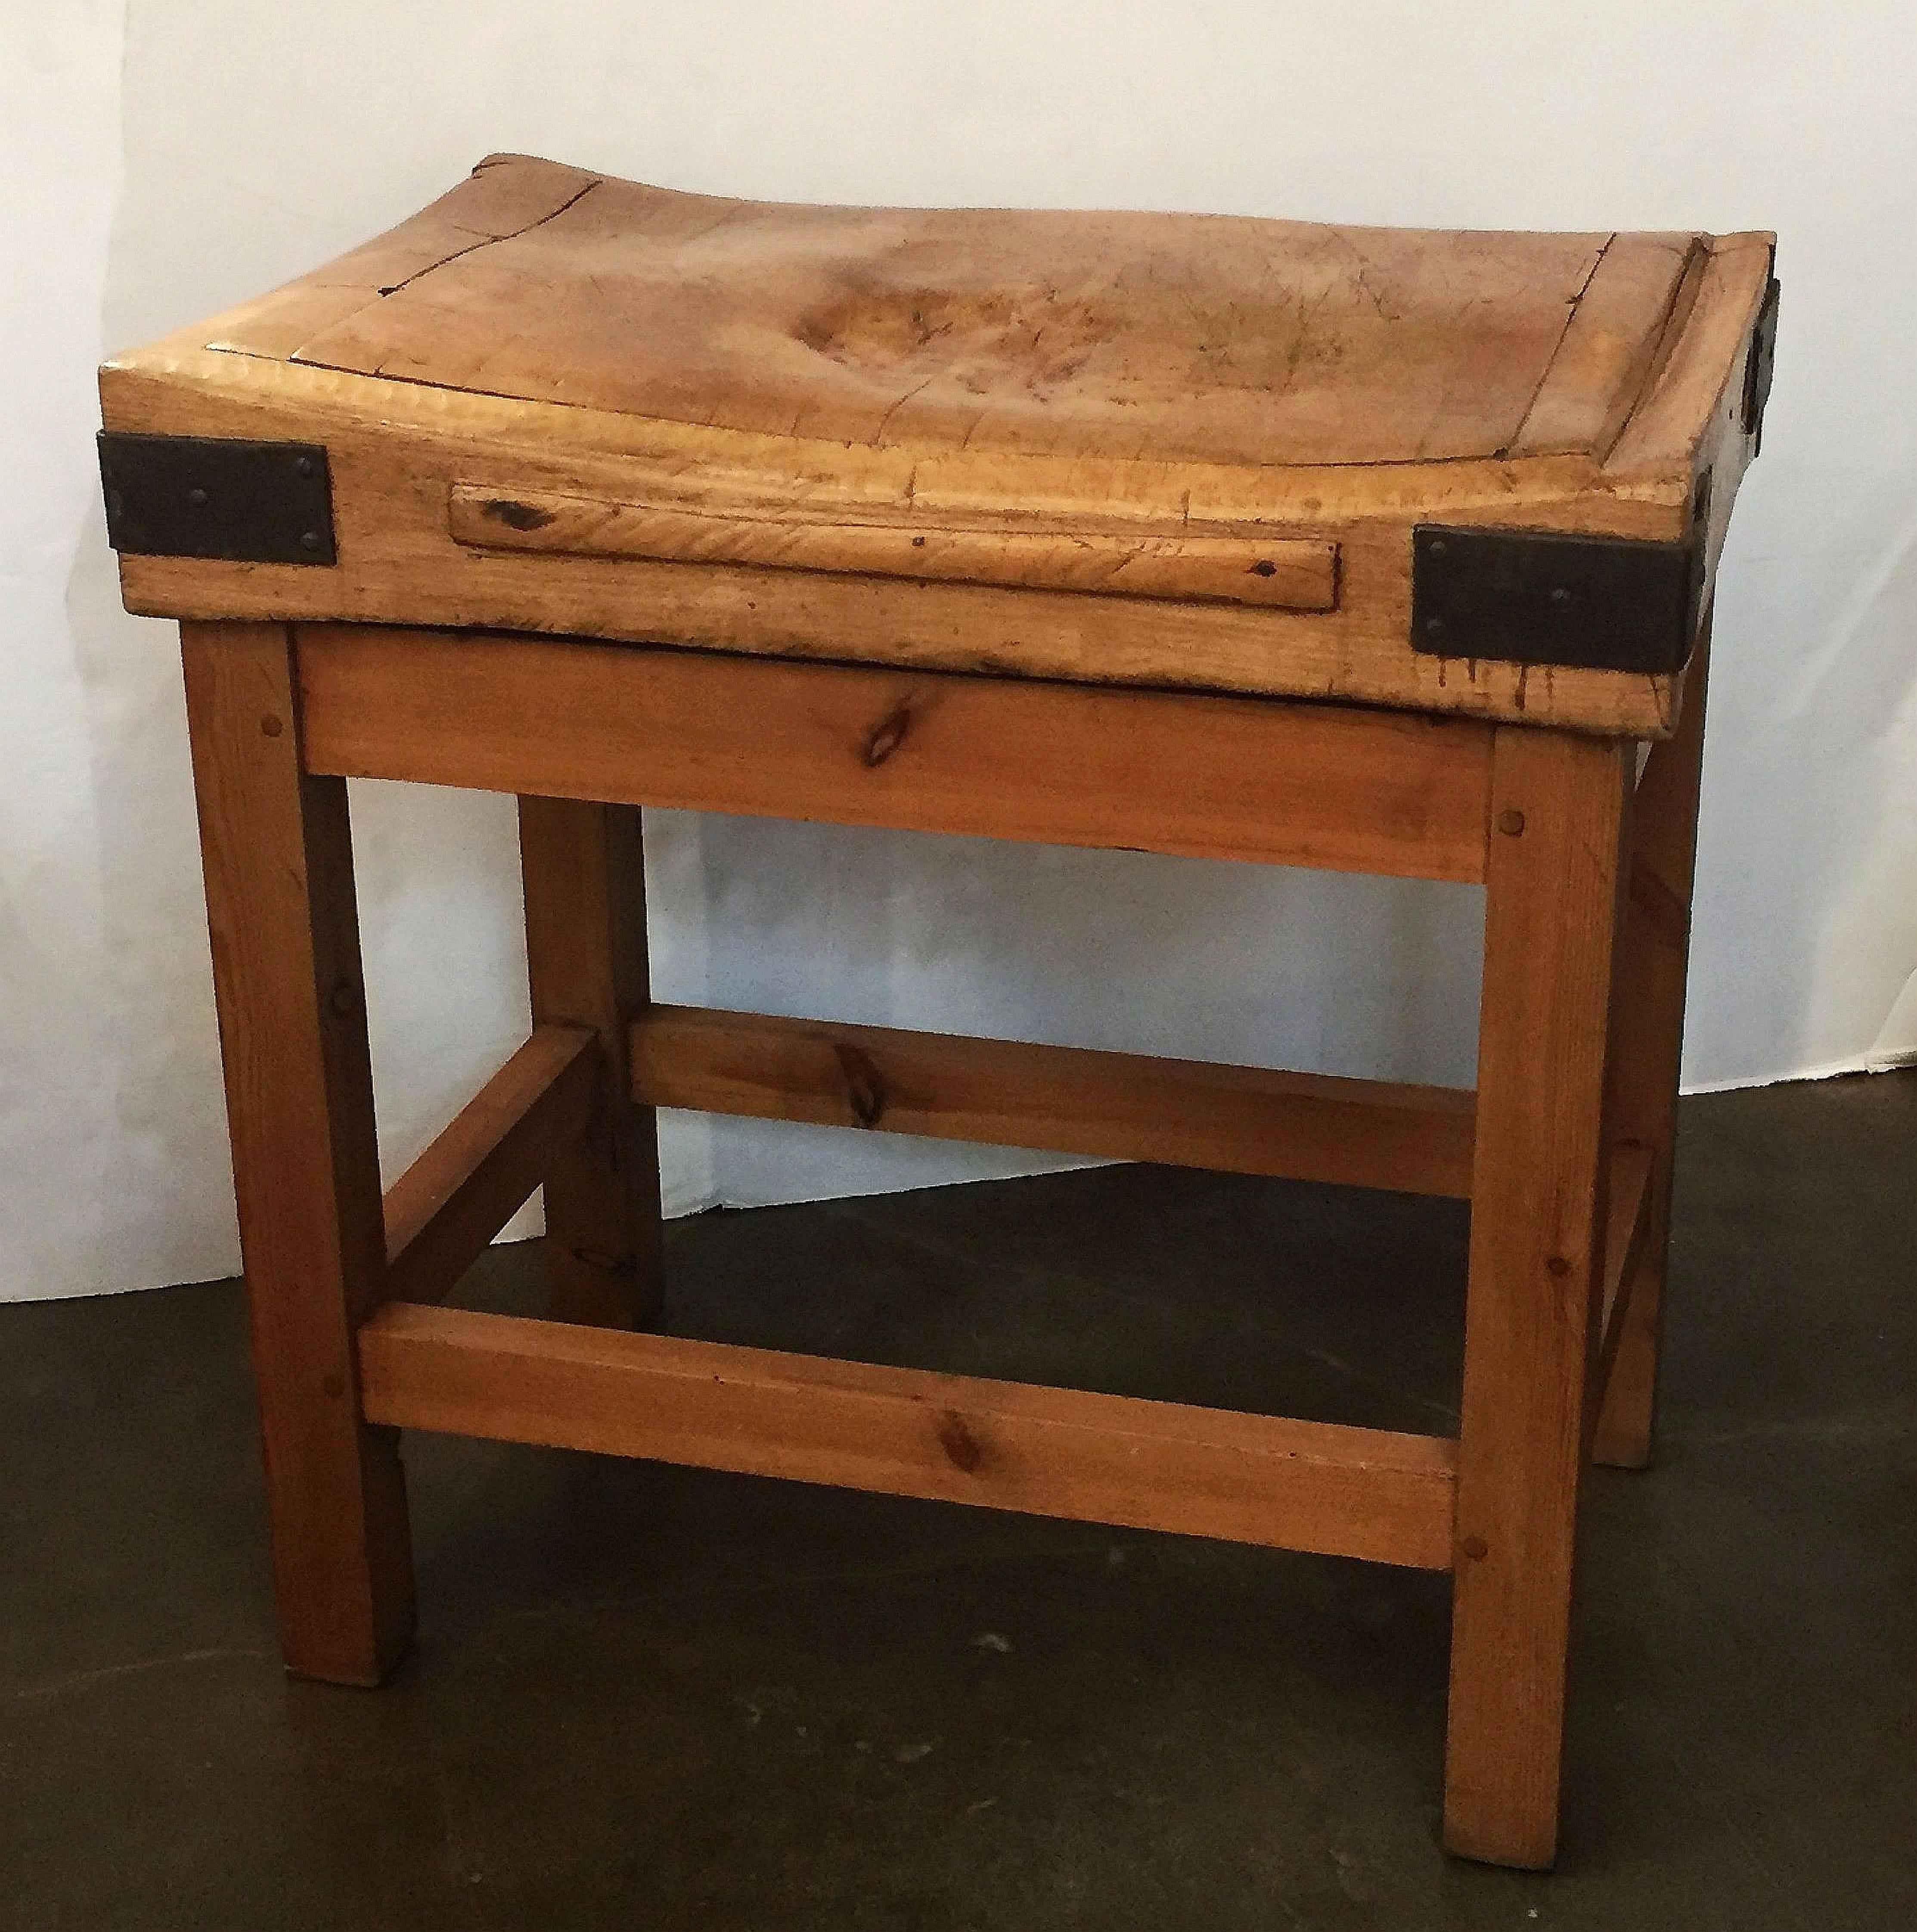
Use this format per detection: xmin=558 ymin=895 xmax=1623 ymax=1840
xmin=518 ymin=797 xmax=664 ymax=1329
xmin=1595 ymin=633 xmax=1712 ymax=1468
xmin=1444 ymin=725 xmax=1632 ymax=1867
xmin=181 ymin=620 xmax=414 ymax=1685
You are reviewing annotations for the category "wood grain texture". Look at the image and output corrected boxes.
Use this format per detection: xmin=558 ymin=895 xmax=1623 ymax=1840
xmin=297 ymin=624 xmax=1495 ymax=883
xmin=518 ymin=796 xmax=663 ymax=1329
xmin=179 ymin=620 xmax=413 ymax=1685
xmin=1511 ymin=236 xmax=1701 ymax=459
xmin=1444 ymin=726 xmax=1631 ymax=1868
xmin=202 ymin=155 xmax=602 ymax=362
xmin=382 ymin=1024 xmax=599 ymax=1308
xmin=1592 ymin=1140 xmax=1656 ymax=1436
xmin=101 ymin=157 xmax=1774 ymax=736
xmin=270 ymin=163 xmax=1617 ymax=468
xmin=630 ymin=1004 xmax=1476 ymax=1198
xmin=1594 ymin=627 xmax=1714 ymax=1466
xmin=448 ymin=485 xmax=1342 ymax=611
xmin=357 ymin=1303 xmax=1459 ymax=1570
xmin=1607 ymin=236 xmax=1776 ymax=477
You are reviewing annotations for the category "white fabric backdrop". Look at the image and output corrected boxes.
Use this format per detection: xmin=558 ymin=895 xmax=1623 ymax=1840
xmin=6 ymin=1 xmax=1915 ymax=1301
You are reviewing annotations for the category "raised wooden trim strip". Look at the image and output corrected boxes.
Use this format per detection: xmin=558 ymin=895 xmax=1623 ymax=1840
xmin=632 ymin=1004 xmax=1476 ymax=1199
xmin=382 ymin=1024 xmax=599 ymax=1307
xmin=295 ymin=624 xmax=1494 ymax=883
xmin=357 ymin=1302 xmax=1459 ymax=1569
xmin=448 ymin=484 xmax=1341 ymax=613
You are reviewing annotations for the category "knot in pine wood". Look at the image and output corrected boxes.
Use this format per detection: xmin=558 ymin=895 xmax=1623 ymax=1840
xmin=934 ymin=1408 xmax=986 ymax=1474
xmin=861 ymin=696 xmax=914 ymax=768
xmin=481 ymin=497 xmax=555 ymax=531
xmin=831 ymin=1041 xmax=887 ymax=1128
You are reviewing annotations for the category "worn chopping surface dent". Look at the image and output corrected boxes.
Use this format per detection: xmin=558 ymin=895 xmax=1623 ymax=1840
xmin=205 ymin=156 xmax=1700 ymax=471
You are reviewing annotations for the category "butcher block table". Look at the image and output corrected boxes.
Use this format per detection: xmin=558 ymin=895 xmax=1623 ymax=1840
xmin=97 ymin=155 xmax=1776 ymax=1869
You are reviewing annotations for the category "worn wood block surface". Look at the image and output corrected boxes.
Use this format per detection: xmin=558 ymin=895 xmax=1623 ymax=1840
xmin=102 ymin=156 xmax=1774 ymax=734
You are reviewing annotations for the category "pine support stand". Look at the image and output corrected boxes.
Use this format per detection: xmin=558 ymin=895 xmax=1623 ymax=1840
xmin=103 ymin=157 xmax=1774 ymax=1869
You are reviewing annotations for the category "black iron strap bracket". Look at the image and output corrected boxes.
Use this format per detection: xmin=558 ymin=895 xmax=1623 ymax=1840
xmin=1410 ymin=524 xmax=1703 ymax=675
xmin=98 ymin=433 xmax=335 ymax=565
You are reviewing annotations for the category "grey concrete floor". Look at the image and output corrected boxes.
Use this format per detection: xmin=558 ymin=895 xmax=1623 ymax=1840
xmin=4 ymin=1073 xmax=1914 ymax=1929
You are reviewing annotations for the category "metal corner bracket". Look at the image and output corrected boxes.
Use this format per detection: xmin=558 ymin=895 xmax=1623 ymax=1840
xmin=1410 ymin=524 xmax=1703 ymax=675
xmin=98 ymin=432 xmax=336 ymax=566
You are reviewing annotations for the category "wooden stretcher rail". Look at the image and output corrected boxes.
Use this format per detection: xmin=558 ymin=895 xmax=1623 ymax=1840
xmin=294 ymin=623 xmax=1495 ymax=883
xmin=632 ymin=1005 xmax=1477 ymax=1199
xmin=382 ymin=1024 xmax=599 ymax=1307
xmin=356 ymin=1303 xmax=1459 ymax=1569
